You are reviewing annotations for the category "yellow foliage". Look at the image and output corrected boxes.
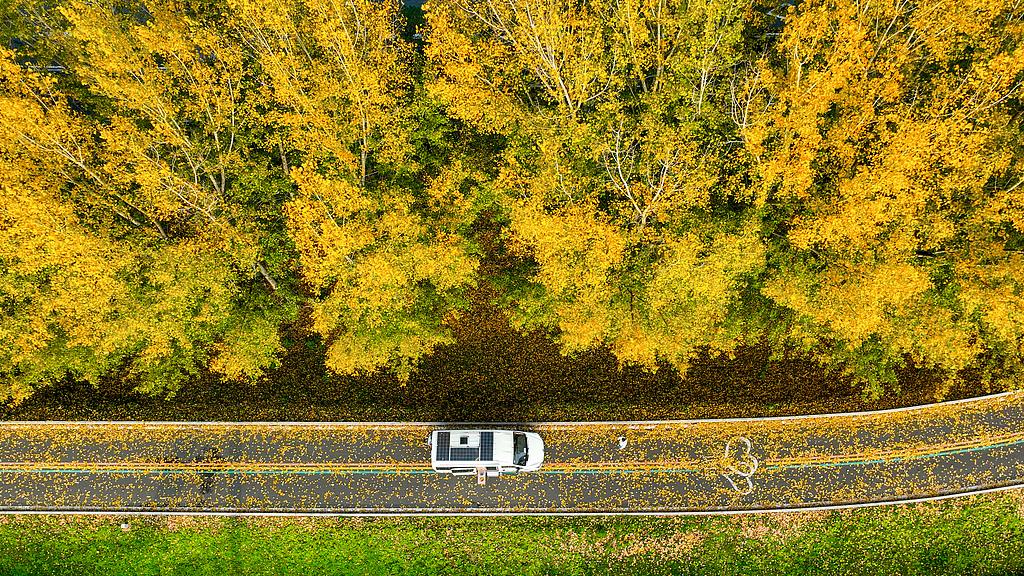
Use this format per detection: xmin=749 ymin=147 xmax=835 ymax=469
xmin=286 ymin=168 xmax=478 ymax=379
xmin=0 ymin=5 xmax=291 ymax=403
xmin=750 ymin=0 xmax=1024 ymax=385
xmin=508 ymin=199 xmax=626 ymax=303
xmin=231 ymin=0 xmax=413 ymax=185
xmin=430 ymin=0 xmax=761 ymax=370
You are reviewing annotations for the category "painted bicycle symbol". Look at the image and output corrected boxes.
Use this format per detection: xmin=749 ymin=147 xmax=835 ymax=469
xmin=720 ymin=436 xmax=759 ymax=495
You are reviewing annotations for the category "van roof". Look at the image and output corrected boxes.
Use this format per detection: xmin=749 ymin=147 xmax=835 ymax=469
xmin=432 ymin=430 xmax=515 ymax=466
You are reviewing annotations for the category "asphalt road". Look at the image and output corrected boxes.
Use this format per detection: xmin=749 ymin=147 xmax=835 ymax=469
xmin=0 ymin=392 xmax=1021 ymax=514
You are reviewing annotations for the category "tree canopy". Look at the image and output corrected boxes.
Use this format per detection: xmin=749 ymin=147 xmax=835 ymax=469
xmin=0 ymin=0 xmax=1021 ymax=404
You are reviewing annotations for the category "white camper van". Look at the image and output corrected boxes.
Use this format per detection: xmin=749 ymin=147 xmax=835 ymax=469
xmin=430 ymin=430 xmax=544 ymax=477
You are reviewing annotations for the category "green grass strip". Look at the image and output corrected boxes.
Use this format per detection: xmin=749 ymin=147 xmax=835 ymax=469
xmin=0 ymin=492 xmax=1022 ymax=575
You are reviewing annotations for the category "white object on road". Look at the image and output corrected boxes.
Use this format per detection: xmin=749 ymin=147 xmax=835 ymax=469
xmin=721 ymin=436 xmax=758 ymax=495
xmin=431 ymin=430 xmax=544 ymax=477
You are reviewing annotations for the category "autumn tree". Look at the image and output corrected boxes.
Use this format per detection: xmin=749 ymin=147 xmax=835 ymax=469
xmin=426 ymin=0 xmax=765 ymax=375
xmin=230 ymin=0 xmax=482 ymax=379
xmin=5 ymin=0 xmax=1021 ymax=405
xmin=747 ymin=0 xmax=1024 ymax=396
xmin=0 ymin=1 xmax=295 ymax=404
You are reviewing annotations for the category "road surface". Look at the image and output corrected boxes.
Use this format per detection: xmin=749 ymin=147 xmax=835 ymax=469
xmin=0 ymin=392 xmax=1021 ymax=514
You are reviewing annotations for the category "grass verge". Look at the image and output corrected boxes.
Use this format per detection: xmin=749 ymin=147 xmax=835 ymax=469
xmin=1 ymin=492 xmax=1022 ymax=576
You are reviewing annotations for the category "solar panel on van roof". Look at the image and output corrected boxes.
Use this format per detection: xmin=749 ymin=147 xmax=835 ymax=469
xmin=449 ymin=448 xmax=477 ymax=461
xmin=480 ymin=431 xmax=494 ymax=460
xmin=435 ymin=431 xmax=494 ymax=462
xmin=435 ymin=431 xmax=450 ymax=461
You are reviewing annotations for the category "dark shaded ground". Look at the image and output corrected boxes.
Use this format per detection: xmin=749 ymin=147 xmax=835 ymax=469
xmin=0 ymin=214 xmax=1000 ymax=423
xmin=0 ymin=286 xmax=993 ymax=422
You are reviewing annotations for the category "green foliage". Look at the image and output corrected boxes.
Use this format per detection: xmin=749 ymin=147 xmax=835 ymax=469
xmin=1 ymin=495 xmax=1023 ymax=575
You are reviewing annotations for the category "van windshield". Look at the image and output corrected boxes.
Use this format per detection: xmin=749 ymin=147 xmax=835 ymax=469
xmin=513 ymin=433 xmax=528 ymax=466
